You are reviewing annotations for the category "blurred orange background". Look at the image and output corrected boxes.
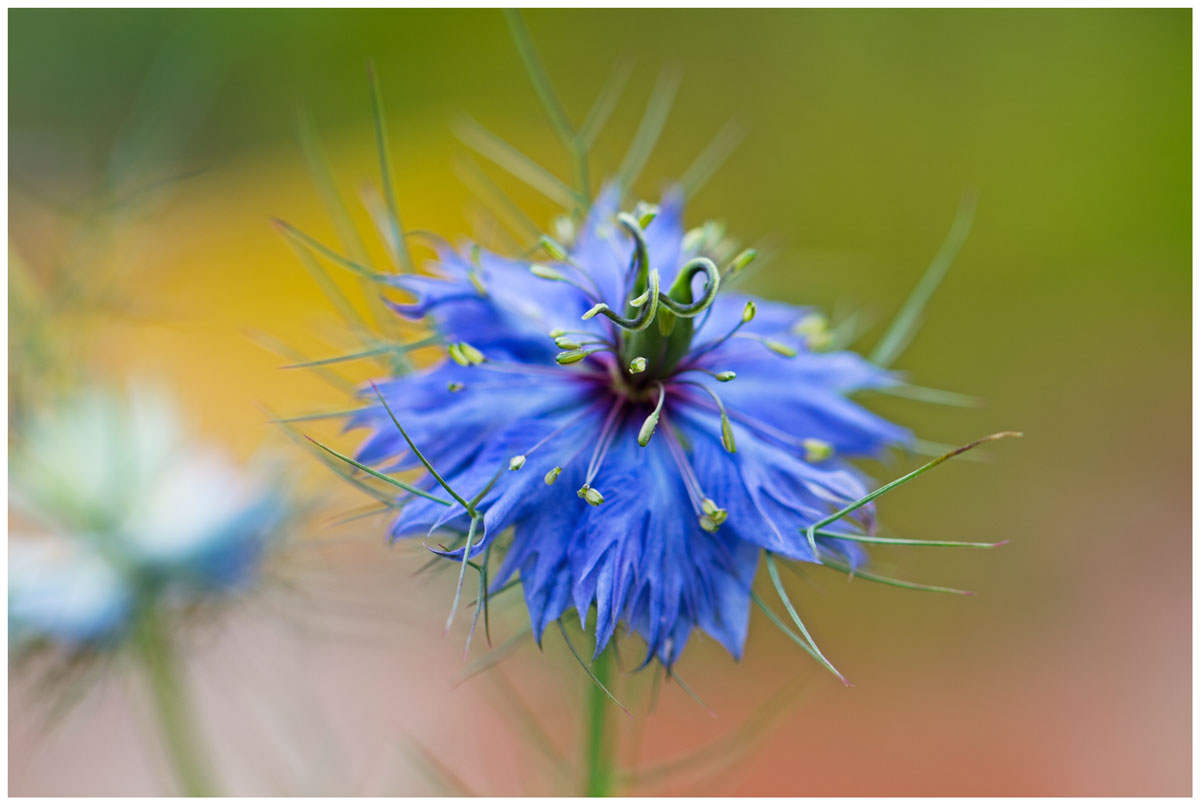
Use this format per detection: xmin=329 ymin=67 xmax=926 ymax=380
xmin=9 ymin=8 xmax=1191 ymax=795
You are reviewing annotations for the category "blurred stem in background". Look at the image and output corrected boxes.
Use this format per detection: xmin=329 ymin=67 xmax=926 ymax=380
xmin=584 ymin=647 xmax=615 ymax=797
xmin=132 ymin=605 xmax=218 ymax=797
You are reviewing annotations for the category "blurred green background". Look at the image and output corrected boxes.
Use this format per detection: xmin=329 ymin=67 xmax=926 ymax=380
xmin=9 ymin=8 xmax=1190 ymax=796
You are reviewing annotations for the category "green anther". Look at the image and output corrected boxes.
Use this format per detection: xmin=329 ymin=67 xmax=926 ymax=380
xmin=729 ymin=248 xmax=757 ymax=274
xmin=765 ymin=339 xmax=797 ymax=358
xmin=803 ymin=438 xmax=834 ymax=463
xmin=700 ymin=497 xmax=728 ymax=532
xmin=469 ymin=243 xmax=483 ymax=267
xmin=637 ymin=412 xmax=660 ymax=447
xmin=742 ymin=301 xmax=757 ymax=323
xmin=539 ymin=235 xmax=570 ymax=261
xmin=468 ymin=269 xmax=487 ymax=296
xmin=720 ymin=413 xmax=737 ymax=453
xmin=458 ymin=342 xmax=486 ymax=364
xmin=638 ymin=382 xmax=667 ymax=447
xmin=792 ymin=313 xmax=827 ymax=336
xmin=581 ymin=303 xmax=605 ymax=321
xmin=544 ymin=466 xmax=562 ymax=485
xmin=530 ymin=263 xmax=566 ymax=281
xmin=629 ymin=288 xmax=650 ymax=308
xmin=633 ymin=201 xmax=659 ymax=229
xmin=555 ymin=337 xmax=583 ymax=350
xmin=578 ymin=485 xmax=605 ymax=506
xmin=629 ymin=357 xmax=647 ymax=374
xmin=548 ymin=328 xmax=567 ymax=338
xmin=447 ymin=382 xmax=464 ymax=392
xmin=448 ymin=343 xmax=469 ymax=366
xmin=556 ymin=349 xmax=590 ymax=365
xmin=509 ymin=455 xmax=527 ymax=471
xmin=715 ymin=371 xmax=736 ymax=382
xmin=806 ymin=331 xmax=833 ymax=352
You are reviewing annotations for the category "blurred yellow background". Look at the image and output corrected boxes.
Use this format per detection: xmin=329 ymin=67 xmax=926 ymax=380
xmin=9 ymin=8 xmax=1191 ymax=796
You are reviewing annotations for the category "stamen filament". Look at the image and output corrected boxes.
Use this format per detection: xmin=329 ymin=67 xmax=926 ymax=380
xmin=584 ymin=397 xmax=626 ymax=485
xmin=658 ymin=411 xmax=708 ymax=515
xmin=676 ymin=381 xmax=736 ymax=453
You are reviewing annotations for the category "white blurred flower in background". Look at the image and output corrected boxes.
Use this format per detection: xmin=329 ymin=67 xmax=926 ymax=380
xmin=9 ymin=383 xmax=291 ymax=649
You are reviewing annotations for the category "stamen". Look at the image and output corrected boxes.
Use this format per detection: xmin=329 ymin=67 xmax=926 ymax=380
xmin=730 ymin=333 xmax=797 ymax=358
xmin=792 ymin=313 xmax=833 ymax=351
xmin=477 ymin=360 xmax=605 ymax=381
xmin=544 ymin=467 xmax=562 ymax=485
xmin=802 ymin=438 xmax=834 ymax=463
xmin=678 ymin=381 xmax=737 ymax=453
xmin=577 ymin=484 xmax=605 ymax=506
xmin=529 ymin=261 xmax=603 ymax=303
xmin=449 ymin=341 xmax=487 ymax=365
xmin=584 ymin=397 xmax=626 ymax=485
xmin=519 ymin=400 xmax=608 ymax=461
xmin=726 ymin=248 xmax=757 ymax=276
xmin=629 ymin=357 xmax=647 ymax=374
xmin=468 ymin=269 xmax=488 ymax=296
xmin=508 ymin=455 xmax=527 ymax=471
xmin=556 ymin=346 xmax=612 ymax=365
xmin=637 ymin=382 xmax=667 ymax=447
xmin=659 ymin=411 xmax=720 ymax=525
xmin=530 ymin=263 xmax=566 ymax=281
xmin=679 ymin=301 xmax=755 ymax=366
xmin=538 ymin=234 xmax=570 ymax=262
xmin=677 ymin=367 xmax=736 ymax=383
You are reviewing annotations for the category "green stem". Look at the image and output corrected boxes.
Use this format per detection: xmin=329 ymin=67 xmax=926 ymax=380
xmin=133 ymin=608 xmax=218 ymax=797
xmin=583 ymin=648 xmax=615 ymax=796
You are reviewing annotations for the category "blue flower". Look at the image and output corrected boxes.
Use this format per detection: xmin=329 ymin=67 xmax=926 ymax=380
xmin=350 ymin=184 xmax=913 ymax=668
